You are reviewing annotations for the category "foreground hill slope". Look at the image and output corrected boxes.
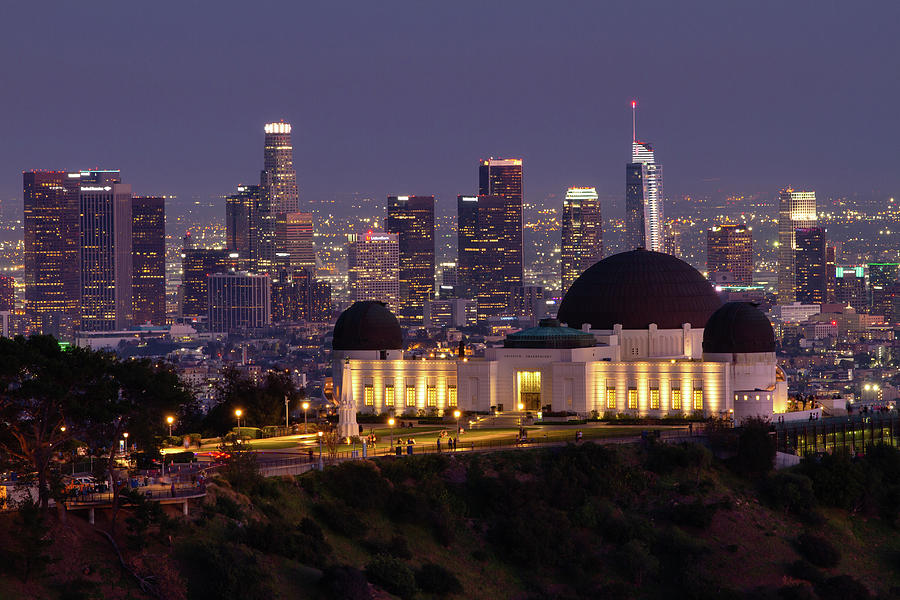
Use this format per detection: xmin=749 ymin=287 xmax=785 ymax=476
xmin=3 ymin=440 xmax=900 ymax=599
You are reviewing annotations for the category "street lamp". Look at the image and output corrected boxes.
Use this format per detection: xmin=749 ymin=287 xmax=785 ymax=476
xmin=284 ymin=395 xmax=290 ymax=429
xmin=388 ymin=417 xmax=395 ymax=452
xmin=302 ymin=401 xmax=310 ymax=434
xmin=454 ymin=410 xmax=461 ymax=448
xmin=166 ymin=415 xmax=174 ymax=437
xmin=317 ymin=430 xmax=324 ymax=468
xmin=235 ymin=409 xmax=243 ymax=440
xmin=123 ymin=432 xmax=129 ymax=457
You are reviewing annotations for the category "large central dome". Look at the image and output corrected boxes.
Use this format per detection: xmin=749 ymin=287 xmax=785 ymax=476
xmin=557 ymin=249 xmax=722 ymax=330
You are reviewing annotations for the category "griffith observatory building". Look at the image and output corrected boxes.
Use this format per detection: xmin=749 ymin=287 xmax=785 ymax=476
xmin=333 ymin=250 xmax=786 ymax=430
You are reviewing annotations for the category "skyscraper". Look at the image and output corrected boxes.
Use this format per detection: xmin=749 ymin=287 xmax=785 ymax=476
xmin=868 ymin=263 xmax=899 ymax=317
xmin=207 ymin=272 xmax=271 ymax=334
xmin=625 ymin=102 xmax=664 ymax=252
xmin=225 ymin=184 xmax=261 ymax=271
xmin=181 ymin=248 xmax=227 ymax=319
xmin=271 ymin=267 xmax=332 ymax=323
xmin=386 ymin=195 xmax=435 ymax=324
xmin=835 ymin=267 xmax=867 ymax=312
xmin=706 ymin=224 xmax=753 ymax=285
xmin=0 ymin=276 xmax=15 ymax=312
xmin=347 ymin=231 xmax=400 ymax=311
xmin=457 ymin=194 xmax=519 ymax=321
xmin=77 ymin=170 xmax=133 ymax=331
xmin=825 ymin=245 xmax=837 ymax=303
xmin=478 ymin=158 xmax=523 ymax=286
xmin=560 ymin=187 xmax=602 ymax=293
xmin=261 ymin=122 xmax=299 ymax=277
xmin=777 ymin=188 xmax=817 ymax=303
xmin=794 ymin=227 xmax=826 ymax=304
xmin=23 ymin=170 xmax=81 ymax=338
xmin=132 ymin=196 xmax=166 ymax=325
xmin=260 ymin=122 xmax=299 ymax=214
xmin=276 ymin=211 xmax=316 ymax=275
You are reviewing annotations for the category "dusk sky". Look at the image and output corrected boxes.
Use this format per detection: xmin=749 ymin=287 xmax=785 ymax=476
xmin=3 ymin=1 xmax=898 ymax=214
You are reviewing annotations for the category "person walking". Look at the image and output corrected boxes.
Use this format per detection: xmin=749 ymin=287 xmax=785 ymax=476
xmin=437 ymin=437 xmax=442 ymax=453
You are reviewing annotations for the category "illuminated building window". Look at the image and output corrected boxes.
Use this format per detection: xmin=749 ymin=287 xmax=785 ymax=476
xmin=693 ymin=389 xmax=704 ymax=411
xmin=385 ymin=386 xmax=395 ymax=406
xmin=627 ymin=388 xmax=638 ymax=410
xmin=448 ymin=385 xmax=458 ymax=407
xmin=650 ymin=388 xmax=660 ymax=410
xmin=427 ymin=386 xmax=437 ymax=407
xmin=406 ymin=386 xmax=416 ymax=407
xmin=364 ymin=385 xmax=374 ymax=406
xmin=606 ymin=388 xmax=616 ymax=409
xmin=672 ymin=388 xmax=683 ymax=410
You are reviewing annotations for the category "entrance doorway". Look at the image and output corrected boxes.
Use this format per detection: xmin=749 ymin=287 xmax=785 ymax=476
xmin=516 ymin=371 xmax=542 ymax=411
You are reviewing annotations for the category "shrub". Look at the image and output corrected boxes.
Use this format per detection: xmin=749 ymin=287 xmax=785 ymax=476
xmin=363 ymin=535 xmax=412 ymax=560
xmin=415 ymin=563 xmax=464 ymax=596
xmin=796 ymin=533 xmax=840 ymax=568
xmin=322 ymin=461 xmax=391 ymax=509
xmin=797 ymin=452 xmax=865 ymax=510
xmin=176 ymin=539 xmax=272 ymax=600
xmin=366 ymin=554 xmax=417 ymax=599
xmin=668 ymin=500 xmax=716 ymax=529
xmin=761 ymin=472 xmax=816 ymax=514
xmin=214 ymin=494 xmax=244 ymax=521
xmin=816 ymin=575 xmax=870 ymax=600
xmin=318 ymin=565 xmax=371 ymax=600
xmin=733 ymin=418 xmax=775 ymax=478
xmin=778 ymin=582 xmax=817 ymax=600
xmin=315 ymin=499 xmax=367 ymax=538
xmin=645 ymin=442 xmax=711 ymax=475
xmin=57 ymin=579 xmax=102 ymax=600
xmin=614 ymin=539 xmax=659 ymax=585
xmin=786 ymin=560 xmax=824 ymax=585
xmin=241 ymin=518 xmax=332 ymax=567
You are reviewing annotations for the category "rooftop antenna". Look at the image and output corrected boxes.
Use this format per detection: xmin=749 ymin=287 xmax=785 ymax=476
xmin=631 ymin=100 xmax=637 ymax=143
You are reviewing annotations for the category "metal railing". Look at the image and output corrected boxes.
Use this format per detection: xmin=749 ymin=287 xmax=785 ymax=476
xmin=64 ymin=481 xmax=205 ymax=506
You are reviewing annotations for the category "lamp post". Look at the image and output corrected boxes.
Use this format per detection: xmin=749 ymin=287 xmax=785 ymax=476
xmin=166 ymin=415 xmax=174 ymax=438
xmin=302 ymin=401 xmax=310 ymax=434
xmin=235 ymin=409 xmax=243 ymax=442
xmin=454 ymin=410 xmax=461 ymax=449
xmin=284 ymin=395 xmax=290 ymax=429
xmin=123 ymin=432 xmax=129 ymax=460
xmin=317 ymin=430 xmax=324 ymax=469
xmin=388 ymin=417 xmax=395 ymax=453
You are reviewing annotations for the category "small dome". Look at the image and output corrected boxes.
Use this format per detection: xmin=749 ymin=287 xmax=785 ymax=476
xmin=557 ymin=249 xmax=722 ymax=330
xmin=333 ymin=301 xmax=403 ymax=351
xmin=702 ymin=302 xmax=775 ymax=354
xmin=504 ymin=318 xmax=597 ymax=349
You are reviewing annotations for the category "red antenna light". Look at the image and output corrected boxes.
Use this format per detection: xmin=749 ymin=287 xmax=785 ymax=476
xmin=631 ymin=100 xmax=637 ymax=143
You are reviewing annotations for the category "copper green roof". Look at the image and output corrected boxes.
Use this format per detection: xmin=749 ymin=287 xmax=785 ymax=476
xmin=504 ymin=318 xmax=596 ymax=349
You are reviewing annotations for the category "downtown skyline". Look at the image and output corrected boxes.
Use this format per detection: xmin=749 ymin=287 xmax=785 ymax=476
xmin=1 ymin=2 xmax=898 ymax=215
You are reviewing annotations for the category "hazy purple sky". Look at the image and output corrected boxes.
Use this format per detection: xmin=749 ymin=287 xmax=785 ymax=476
xmin=2 ymin=1 xmax=898 ymax=214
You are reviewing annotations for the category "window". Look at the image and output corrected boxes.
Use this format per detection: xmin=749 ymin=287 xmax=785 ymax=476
xmin=627 ymin=388 xmax=638 ymax=410
xmin=606 ymin=388 xmax=616 ymax=409
xmin=693 ymin=389 xmax=703 ymax=411
xmin=448 ymin=385 xmax=458 ymax=407
xmin=364 ymin=385 xmax=374 ymax=406
xmin=672 ymin=388 xmax=683 ymax=410
xmin=385 ymin=386 xmax=395 ymax=406
xmin=427 ymin=386 xmax=437 ymax=407
xmin=406 ymin=386 xmax=416 ymax=407
xmin=650 ymin=388 xmax=660 ymax=410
